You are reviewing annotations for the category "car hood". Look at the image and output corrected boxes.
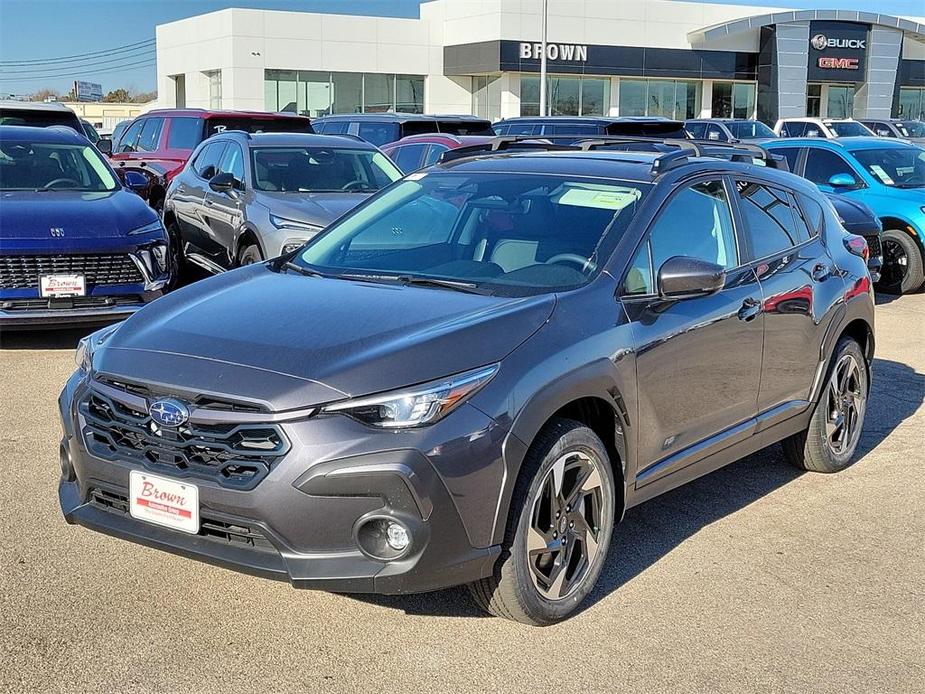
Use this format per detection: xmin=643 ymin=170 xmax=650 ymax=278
xmin=0 ymin=189 xmax=156 ymax=241
xmin=96 ymin=263 xmax=555 ymax=410
xmin=257 ymin=191 xmax=372 ymax=228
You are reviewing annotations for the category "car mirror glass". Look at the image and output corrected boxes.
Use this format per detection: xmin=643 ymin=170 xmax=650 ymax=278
xmin=657 ymin=256 xmax=726 ymax=300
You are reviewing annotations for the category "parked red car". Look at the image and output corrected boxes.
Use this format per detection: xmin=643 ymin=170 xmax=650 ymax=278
xmin=381 ymin=133 xmax=498 ymax=173
xmin=109 ymin=109 xmax=313 ymax=210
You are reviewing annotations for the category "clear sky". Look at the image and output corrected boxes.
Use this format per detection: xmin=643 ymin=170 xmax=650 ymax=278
xmin=1 ymin=0 xmax=923 ymax=98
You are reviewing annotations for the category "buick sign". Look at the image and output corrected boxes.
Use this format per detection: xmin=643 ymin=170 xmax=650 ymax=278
xmin=811 ymin=33 xmax=866 ymax=50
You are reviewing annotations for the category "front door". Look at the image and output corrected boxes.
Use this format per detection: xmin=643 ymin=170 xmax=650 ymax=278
xmin=622 ymin=177 xmax=764 ymax=486
xmin=201 ymin=142 xmax=246 ymax=268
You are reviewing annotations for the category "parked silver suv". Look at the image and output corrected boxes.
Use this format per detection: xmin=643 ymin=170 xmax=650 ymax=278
xmin=163 ymin=131 xmax=402 ymax=272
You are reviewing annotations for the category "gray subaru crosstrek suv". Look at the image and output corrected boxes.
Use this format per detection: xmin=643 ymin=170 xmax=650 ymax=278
xmin=163 ymin=131 xmax=402 ymax=273
xmin=59 ymin=139 xmax=875 ymax=625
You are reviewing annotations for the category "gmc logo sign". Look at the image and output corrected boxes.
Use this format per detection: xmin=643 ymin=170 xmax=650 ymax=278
xmin=818 ymin=57 xmax=860 ymax=70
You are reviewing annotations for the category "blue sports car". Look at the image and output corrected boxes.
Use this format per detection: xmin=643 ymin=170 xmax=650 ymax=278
xmin=0 ymin=125 xmax=173 ymax=328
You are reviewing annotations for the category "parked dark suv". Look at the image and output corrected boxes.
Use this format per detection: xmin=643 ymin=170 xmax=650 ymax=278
xmin=109 ymin=109 xmax=313 ymax=210
xmin=163 ymin=131 xmax=402 ymax=273
xmin=312 ymin=113 xmax=494 ymax=146
xmin=58 ymin=138 xmax=874 ymax=625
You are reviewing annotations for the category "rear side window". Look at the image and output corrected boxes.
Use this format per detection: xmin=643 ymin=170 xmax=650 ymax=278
xmin=167 ymin=117 xmax=204 ymax=149
xmin=320 ymin=120 xmax=350 ymax=134
xmin=390 ymin=143 xmax=428 ymax=172
xmin=194 ymin=142 xmax=227 ymax=179
xmin=136 ymin=117 xmax=164 ymax=152
xmin=423 ymin=143 xmax=449 ymax=166
xmin=771 ymin=147 xmax=801 ymax=173
xmin=494 ymin=123 xmax=510 ymax=135
xmin=545 ymin=124 xmax=599 ymax=136
xmin=736 ymin=181 xmax=802 ymax=259
xmin=118 ymin=119 xmax=145 ymax=152
xmin=206 ymin=117 xmax=313 ymax=136
xmin=358 ymin=122 xmax=400 ymax=146
xmin=685 ymin=122 xmax=706 ymax=139
xmin=781 ymin=122 xmax=807 ymax=137
xmin=804 ymin=149 xmax=857 ymax=187
xmin=507 ymin=122 xmax=539 ymax=135
xmin=797 ymin=193 xmax=825 ymax=236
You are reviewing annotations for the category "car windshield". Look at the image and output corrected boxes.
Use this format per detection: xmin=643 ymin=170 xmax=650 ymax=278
xmin=0 ymin=140 xmax=118 ymax=191
xmin=292 ymin=172 xmax=649 ymax=296
xmin=896 ymin=121 xmax=925 ymax=138
xmin=251 ymin=146 xmax=401 ymax=193
xmin=727 ymin=121 xmax=776 ymax=139
xmin=828 ymin=121 xmax=873 ymax=137
xmin=852 ymin=146 xmax=925 ymax=188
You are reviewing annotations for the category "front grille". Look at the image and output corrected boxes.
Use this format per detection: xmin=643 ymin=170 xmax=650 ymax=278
xmin=0 ymin=254 xmax=144 ymax=289
xmin=89 ymin=488 xmax=275 ymax=551
xmin=79 ymin=390 xmax=288 ymax=489
xmin=0 ymin=296 xmax=141 ymax=312
xmin=96 ymin=376 xmax=267 ymax=413
xmin=866 ymin=234 xmax=882 ymax=258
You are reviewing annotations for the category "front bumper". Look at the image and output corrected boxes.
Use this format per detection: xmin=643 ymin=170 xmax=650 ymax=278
xmin=57 ymin=373 xmax=505 ymax=594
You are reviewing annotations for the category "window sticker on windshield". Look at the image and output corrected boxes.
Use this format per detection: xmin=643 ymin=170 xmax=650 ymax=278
xmin=555 ymin=185 xmax=641 ymax=210
xmin=869 ymin=165 xmax=894 ymax=185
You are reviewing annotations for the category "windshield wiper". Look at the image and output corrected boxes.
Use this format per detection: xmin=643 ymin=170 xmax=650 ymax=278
xmin=396 ymin=275 xmax=491 ymax=295
xmin=283 ymin=260 xmax=326 ymax=277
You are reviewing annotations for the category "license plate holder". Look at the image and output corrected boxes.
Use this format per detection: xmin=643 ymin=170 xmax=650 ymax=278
xmin=129 ymin=470 xmax=199 ymax=534
xmin=40 ymin=274 xmax=85 ymax=298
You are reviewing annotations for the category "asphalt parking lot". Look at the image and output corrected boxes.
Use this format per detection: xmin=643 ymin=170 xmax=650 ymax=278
xmin=1 ymin=293 xmax=923 ymax=694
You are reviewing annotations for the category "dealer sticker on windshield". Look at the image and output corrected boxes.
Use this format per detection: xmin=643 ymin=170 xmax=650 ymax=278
xmin=129 ymin=470 xmax=199 ymax=534
xmin=40 ymin=274 xmax=85 ymax=298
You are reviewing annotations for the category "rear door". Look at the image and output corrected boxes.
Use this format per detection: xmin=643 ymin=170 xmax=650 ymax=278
xmin=731 ymin=179 xmax=842 ymax=417
xmin=622 ymin=177 xmax=764 ymax=487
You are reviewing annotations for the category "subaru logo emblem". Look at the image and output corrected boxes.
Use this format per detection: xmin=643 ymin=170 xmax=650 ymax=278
xmin=149 ymin=398 xmax=190 ymax=427
xmin=50 ymin=227 xmax=65 ymax=237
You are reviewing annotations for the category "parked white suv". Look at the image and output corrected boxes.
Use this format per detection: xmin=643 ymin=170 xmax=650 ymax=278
xmin=774 ymin=118 xmax=874 ymax=138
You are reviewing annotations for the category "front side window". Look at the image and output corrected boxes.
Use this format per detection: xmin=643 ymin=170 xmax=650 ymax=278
xmin=804 ymin=148 xmax=859 ymax=187
xmin=390 ymin=143 xmax=428 ymax=173
xmin=706 ymin=124 xmax=727 ymax=141
xmin=727 ymin=121 xmax=775 ymax=139
xmin=685 ymin=122 xmax=707 ymax=139
xmin=136 ymin=117 xmax=164 ymax=152
xmin=251 ymin=147 xmax=400 ymax=192
xmin=423 ymin=143 xmax=449 ymax=167
xmin=781 ymin=122 xmax=807 ymax=137
xmin=851 ymin=146 xmax=925 ymax=188
xmin=193 ymin=142 xmax=226 ymax=179
xmin=118 ymin=119 xmax=144 ymax=152
xmin=0 ymin=140 xmax=118 ymax=191
xmin=357 ymin=122 xmax=399 ymax=146
xmin=736 ymin=181 xmax=801 ymax=259
xmin=898 ymin=120 xmax=925 ymax=138
xmin=294 ymin=173 xmax=649 ymax=296
xmin=624 ymin=179 xmax=736 ymax=296
xmin=827 ymin=121 xmax=872 ymax=137
xmin=218 ymin=144 xmax=245 ymax=186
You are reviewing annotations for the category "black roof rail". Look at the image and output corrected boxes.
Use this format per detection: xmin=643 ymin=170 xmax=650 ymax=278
xmin=214 ymin=129 xmax=252 ymax=139
xmin=438 ymin=134 xmax=785 ymax=174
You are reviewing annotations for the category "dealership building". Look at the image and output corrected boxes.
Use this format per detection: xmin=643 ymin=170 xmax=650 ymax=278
xmin=155 ymin=0 xmax=925 ymax=124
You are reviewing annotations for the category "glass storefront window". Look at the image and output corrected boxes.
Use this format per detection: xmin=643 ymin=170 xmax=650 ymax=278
xmin=518 ymin=74 xmax=610 ymax=116
xmin=620 ymin=79 xmax=700 ymax=119
xmin=396 ymin=75 xmax=425 ymax=114
xmin=204 ymin=70 xmax=222 ymax=109
xmin=264 ymin=71 xmax=425 ymax=116
xmin=826 ymin=85 xmax=855 ymax=119
xmin=711 ymin=82 xmax=756 ymax=118
xmin=472 ymin=75 xmax=502 ymax=121
xmin=807 ymin=83 xmax=822 ymax=117
xmin=897 ymin=87 xmax=925 ymax=120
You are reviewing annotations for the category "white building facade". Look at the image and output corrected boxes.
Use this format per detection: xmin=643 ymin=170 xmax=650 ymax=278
xmin=155 ymin=0 xmax=925 ymax=123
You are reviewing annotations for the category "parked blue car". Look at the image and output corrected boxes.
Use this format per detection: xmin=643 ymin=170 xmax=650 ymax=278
xmin=765 ymin=137 xmax=925 ymax=294
xmin=0 ymin=125 xmax=173 ymax=328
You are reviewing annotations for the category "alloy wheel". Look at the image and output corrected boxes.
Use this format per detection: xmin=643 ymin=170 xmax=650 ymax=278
xmin=879 ymin=237 xmax=908 ymax=292
xmin=825 ymin=353 xmax=865 ymax=458
xmin=526 ymin=450 xmax=605 ymax=601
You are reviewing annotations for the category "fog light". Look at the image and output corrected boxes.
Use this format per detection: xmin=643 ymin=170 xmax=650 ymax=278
xmin=59 ymin=441 xmax=75 ymax=482
xmin=386 ymin=521 xmax=410 ymax=551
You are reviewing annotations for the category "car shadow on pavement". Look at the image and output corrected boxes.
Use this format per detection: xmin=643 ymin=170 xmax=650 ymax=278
xmin=0 ymin=327 xmax=95 ymax=350
xmin=348 ymin=356 xmax=923 ymax=620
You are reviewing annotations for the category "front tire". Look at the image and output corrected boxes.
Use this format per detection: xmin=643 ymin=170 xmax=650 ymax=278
xmin=468 ymin=418 xmax=616 ymax=625
xmin=237 ymin=243 xmax=263 ymax=266
xmin=876 ymin=229 xmax=924 ymax=295
xmin=783 ymin=337 xmax=868 ymax=473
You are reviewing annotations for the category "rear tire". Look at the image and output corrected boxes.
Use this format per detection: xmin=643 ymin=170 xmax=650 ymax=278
xmin=876 ymin=229 xmax=924 ymax=295
xmin=468 ymin=418 xmax=616 ymax=625
xmin=237 ymin=243 xmax=263 ymax=267
xmin=165 ymin=221 xmax=185 ymax=291
xmin=783 ymin=337 xmax=868 ymax=473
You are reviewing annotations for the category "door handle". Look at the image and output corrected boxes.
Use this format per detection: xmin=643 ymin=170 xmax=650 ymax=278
xmin=205 ymin=198 xmax=214 ymax=206
xmin=812 ymin=263 xmax=831 ymax=281
xmin=737 ymin=297 xmax=762 ymax=322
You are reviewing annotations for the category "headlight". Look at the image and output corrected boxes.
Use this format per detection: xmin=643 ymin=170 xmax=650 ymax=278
xmin=75 ymin=323 xmax=121 ymax=373
xmin=920 ymin=206 xmax=925 ymax=215
xmin=134 ymin=242 xmax=170 ymax=277
xmin=282 ymin=239 xmax=309 ymax=255
xmin=270 ymin=214 xmax=323 ymax=235
xmin=127 ymin=220 xmax=165 ymax=236
xmin=323 ymin=364 xmax=499 ymax=428
xmin=150 ymin=243 xmax=169 ymax=272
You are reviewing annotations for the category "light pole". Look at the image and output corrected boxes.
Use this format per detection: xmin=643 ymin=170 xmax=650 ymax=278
xmin=539 ymin=0 xmax=548 ymax=116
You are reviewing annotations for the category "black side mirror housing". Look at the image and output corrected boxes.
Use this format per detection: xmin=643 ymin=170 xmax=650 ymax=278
xmin=657 ymin=256 xmax=726 ymax=300
xmin=209 ymin=171 xmax=237 ymax=193
xmin=96 ymin=138 xmax=112 ymax=156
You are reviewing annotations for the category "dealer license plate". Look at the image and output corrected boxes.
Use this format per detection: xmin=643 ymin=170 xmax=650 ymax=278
xmin=129 ymin=470 xmax=199 ymax=534
xmin=40 ymin=274 xmax=85 ymax=298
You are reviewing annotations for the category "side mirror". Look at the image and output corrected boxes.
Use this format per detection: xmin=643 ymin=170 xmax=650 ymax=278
xmin=707 ymin=131 xmax=721 ymax=141
xmin=657 ymin=256 xmax=726 ymax=300
xmin=96 ymin=138 xmax=112 ymax=156
xmin=828 ymin=173 xmax=857 ymax=188
xmin=122 ymin=170 xmax=148 ymax=194
xmin=209 ymin=171 xmax=237 ymax=193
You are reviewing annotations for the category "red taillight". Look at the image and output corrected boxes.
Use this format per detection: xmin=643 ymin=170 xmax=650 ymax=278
xmin=844 ymin=234 xmax=869 ymax=261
